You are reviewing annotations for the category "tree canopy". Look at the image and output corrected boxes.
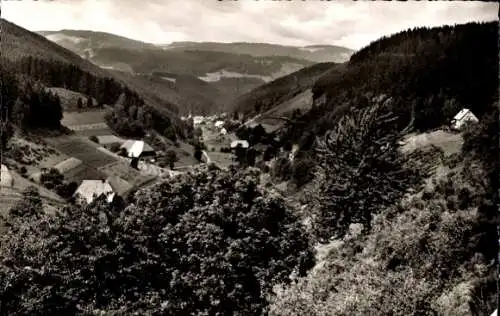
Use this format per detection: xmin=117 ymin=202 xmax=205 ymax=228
xmin=0 ymin=167 xmax=314 ymax=315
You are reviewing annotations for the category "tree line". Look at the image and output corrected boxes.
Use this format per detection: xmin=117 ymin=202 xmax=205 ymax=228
xmin=282 ymin=21 xmax=497 ymax=146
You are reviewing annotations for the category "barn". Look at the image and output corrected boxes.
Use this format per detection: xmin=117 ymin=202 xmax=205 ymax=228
xmin=450 ymin=108 xmax=479 ymax=131
xmin=120 ymin=140 xmax=156 ymax=158
xmin=73 ymin=179 xmax=115 ymax=204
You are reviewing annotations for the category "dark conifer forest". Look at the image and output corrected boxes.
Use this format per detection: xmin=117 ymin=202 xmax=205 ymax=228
xmin=0 ymin=16 xmax=498 ymax=316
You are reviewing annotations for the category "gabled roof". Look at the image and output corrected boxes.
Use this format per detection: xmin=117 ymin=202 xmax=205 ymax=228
xmin=74 ymin=180 xmax=115 ymax=204
xmin=231 ymin=140 xmax=249 ymax=149
xmin=120 ymin=140 xmax=155 ymax=158
xmin=453 ymin=108 xmax=475 ymax=121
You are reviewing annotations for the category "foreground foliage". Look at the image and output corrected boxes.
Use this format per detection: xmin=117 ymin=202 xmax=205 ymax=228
xmin=0 ymin=166 xmax=314 ymax=315
xmin=270 ymin=108 xmax=498 ymax=316
xmin=311 ymin=104 xmax=422 ymax=240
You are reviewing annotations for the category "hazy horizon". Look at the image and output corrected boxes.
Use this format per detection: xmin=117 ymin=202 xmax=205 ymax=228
xmin=2 ymin=0 xmax=498 ymax=50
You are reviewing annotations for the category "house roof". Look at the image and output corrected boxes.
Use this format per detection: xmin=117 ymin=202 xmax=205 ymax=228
xmin=0 ymin=164 xmax=13 ymax=187
xmin=453 ymin=108 xmax=475 ymax=121
xmin=215 ymin=120 xmax=225 ymax=127
xmin=74 ymin=180 xmax=115 ymax=204
xmin=231 ymin=140 xmax=249 ymax=149
xmin=120 ymin=140 xmax=155 ymax=158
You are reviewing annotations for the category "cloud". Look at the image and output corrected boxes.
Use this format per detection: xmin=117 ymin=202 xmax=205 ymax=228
xmin=2 ymin=0 xmax=498 ymax=50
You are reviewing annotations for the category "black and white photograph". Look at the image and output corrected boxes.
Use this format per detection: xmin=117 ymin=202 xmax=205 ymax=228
xmin=0 ymin=0 xmax=498 ymax=315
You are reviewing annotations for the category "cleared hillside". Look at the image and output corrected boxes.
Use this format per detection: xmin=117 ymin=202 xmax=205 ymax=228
xmin=231 ymin=62 xmax=337 ymax=117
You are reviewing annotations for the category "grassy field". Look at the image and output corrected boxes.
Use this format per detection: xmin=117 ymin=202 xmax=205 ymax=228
xmin=200 ymin=126 xmax=235 ymax=168
xmin=61 ymin=110 xmax=107 ymax=126
xmin=0 ymin=168 xmax=65 ymax=214
xmin=46 ymin=136 xmax=118 ymax=168
xmin=261 ymin=89 xmax=313 ymax=118
xmin=100 ymin=161 xmax=149 ymax=183
xmin=400 ymin=130 xmax=464 ymax=156
xmin=76 ymin=128 xmax=115 ymax=137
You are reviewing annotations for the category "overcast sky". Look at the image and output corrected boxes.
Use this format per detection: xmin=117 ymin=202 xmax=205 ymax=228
xmin=2 ymin=0 xmax=497 ymax=50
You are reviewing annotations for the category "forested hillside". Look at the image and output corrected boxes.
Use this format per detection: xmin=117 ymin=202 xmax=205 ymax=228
xmin=282 ymin=21 xmax=498 ymax=142
xmin=93 ymin=48 xmax=313 ymax=77
xmin=231 ymin=62 xmax=337 ymax=117
xmin=1 ymin=19 xmax=497 ymax=316
xmin=267 ymin=20 xmax=499 ymax=315
xmin=1 ymin=19 xmax=193 ymax=140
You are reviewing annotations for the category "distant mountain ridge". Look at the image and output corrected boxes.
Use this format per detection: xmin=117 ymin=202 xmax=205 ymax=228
xmin=37 ymin=30 xmax=354 ymax=64
xmin=159 ymin=41 xmax=354 ymax=63
xmin=35 ymin=29 xmax=354 ymax=114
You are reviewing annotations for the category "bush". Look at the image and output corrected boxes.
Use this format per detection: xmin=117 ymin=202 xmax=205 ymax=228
xmin=0 ymin=166 xmax=315 ymax=315
xmin=109 ymin=143 xmax=121 ymax=153
xmin=163 ymin=149 xmax=178 ymax=170
xmin=271 ymin=158 xmax=292 ymax=181
xmin=89 ymin=135 xmax=99 ymax=143
xmin=19 ymin=166 xmax=27 ymax=175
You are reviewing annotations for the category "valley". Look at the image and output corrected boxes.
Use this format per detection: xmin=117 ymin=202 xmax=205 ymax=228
xmin=0 ymin=4 xmax=498 ymax=316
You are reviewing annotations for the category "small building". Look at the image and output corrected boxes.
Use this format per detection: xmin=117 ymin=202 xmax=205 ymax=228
xmin=0 ymin=164 xmax=13 ymax=187
xmin=215 ymin=120 xmax=225 ymax=128
xmin=120 ymin=140 xmax=156 ymax=158
xmin=220 ymin=128 xmax=227 ymax=135
xmin=231 ymin=140 xmax=249 ymax=150
xmin=193 ymin=116 xmax=204 ymax=125
xmin=74 ymin=179 xmax=115 ymax=204
xmin=450 ymin=108 xmax=479 ymax=131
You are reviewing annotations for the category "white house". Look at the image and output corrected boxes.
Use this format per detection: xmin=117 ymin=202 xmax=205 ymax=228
xmin=220 ymin=128 xmax=227 ymax=135
xmin=450 ymin=108 xmax=479 ymax=130
xmin=214 ymin=120 xmax=225 ymax=128
xmin=491 ymin=309 xmax=497 ymax=316
xmin=0 ymin=164 xmax=13 ymax=187
xmin=120 ymin=140 xmax=156 ymax=158
xmin=74 ymin=180 xmax=115 ymax=204
xmin=231 ymin=140 xmax=249 ymax=149
xmin=193 ymin=116 xmax=204 ymax=125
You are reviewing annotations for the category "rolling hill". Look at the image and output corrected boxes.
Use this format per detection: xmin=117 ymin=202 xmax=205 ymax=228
xmin=160 ymin=41 xmax=354 ymax=63
xmin=272 ymin=21 xmax=498 ymax=145
xmin=37 ymin=30 xmax=353 ymax=69
xmin=230 ymin=62 xmax=338 ymax=118
xmin=1 ymin=19 xmax=190 ymax=136
xmin=38 ymin=29 xmax=354 ymax=114
xmin=37 ymin=29 xmax=156 ymax=59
